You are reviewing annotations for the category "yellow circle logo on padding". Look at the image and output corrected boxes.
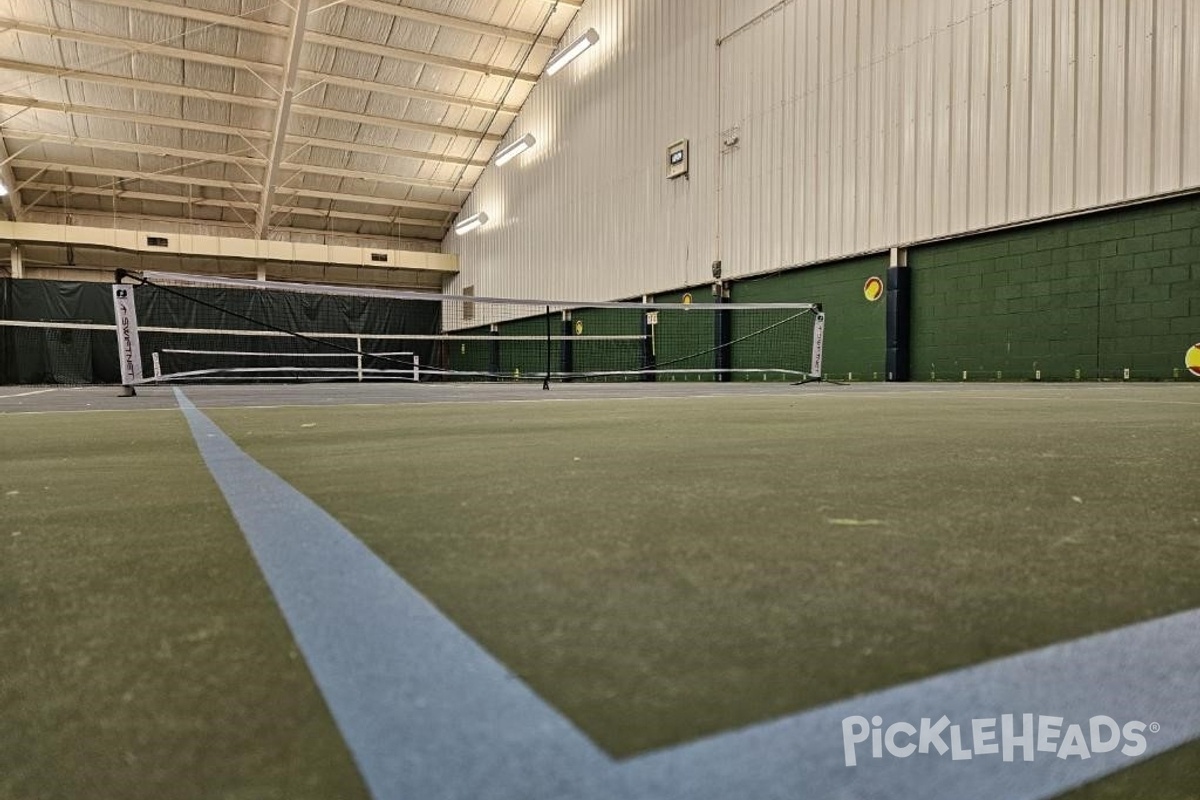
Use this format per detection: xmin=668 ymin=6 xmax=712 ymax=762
xmin=682 ymin=293 xmax=693 ymax=305
xmin=575 ymin=320 xmax=584 ymax=336
xmin=864 ymin=276 xmax=884 ymax=302
xmin=1186 ymin=343 xmax=1200 ymax=377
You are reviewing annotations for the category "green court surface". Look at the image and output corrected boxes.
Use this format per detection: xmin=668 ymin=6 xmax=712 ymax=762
xmin=2 ymin=383 xmax=1198 ymax=798
xmin=0 ymin=411 xmax=369 ymax=800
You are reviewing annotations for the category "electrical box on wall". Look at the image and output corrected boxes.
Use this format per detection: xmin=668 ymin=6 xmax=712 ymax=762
xmin=666 ymin=139 xmax=689 ymax=179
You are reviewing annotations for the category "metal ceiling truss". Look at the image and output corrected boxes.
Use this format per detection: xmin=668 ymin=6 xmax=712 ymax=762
xmin=258 ymin=0 xmax=311 ymax=237
xmin=22 ymin=181 xmax=448 ymax=230
xmin=2 ymin=126 xmax=470 ymax=192
xmin=0 ymin=0 xmax=585 ymax=244
xmin=0 ymin=96 xmax=491 ymax=168
xmin=12 ymin=159 xmax=460 ymax=217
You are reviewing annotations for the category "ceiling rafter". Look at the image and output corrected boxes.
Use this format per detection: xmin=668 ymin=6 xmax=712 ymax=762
xmin=304 ymin=30 xmax=542 ymax=83
xmin=0 ymin=95 xmax=490 ymax=167
xmin=270 ymin=184 xmax=456 ymax=213
xmin=7 ymin=13 xmax=525 ymax=117
xmin=0 ymin=137 xmax=23 ymax=220
xmin=42 ymin=211 xmax=446 ymax=245
xmin=0 ymin=56 xmax=279 ymax=109
xmin=296 ymin=71 xmax=521 ymax=116
xmin=13 ymin=159 xmax=461 ymax=213
xmin=74 ymin=0 xmax=287 ymax=38
xmin=290 ymin=101 xmax=501 ymax=143
xmin=4 ymin=127 xmax=472 ymax=192
xmin=338 ymin=0 xmax=559 ymax=47
xmin=258 ymin=0 xmax=311 ymax=238
xmin=3 ymin=14 xmax=523 ymax=116
xmin=0 ymin=16 xmax=285 ymax=79
xmin=278 ymin=159 xmax=467 ymax=192
xmin=28 ymin=208 xmax=439 ymax=241
xmin=19 ymin=7 xmax=542 ymax=86
xmin=0 ymin=57 xmax=494 ymax=142
xmin=22 ymin=182 xmax=447 ymax=229
xmin=3 ymin=130 xmax=266 ymax=170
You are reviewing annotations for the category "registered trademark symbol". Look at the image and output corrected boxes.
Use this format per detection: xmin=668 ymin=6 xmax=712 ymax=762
xmin=1149 ymin=722 xmax=1160 ymax=734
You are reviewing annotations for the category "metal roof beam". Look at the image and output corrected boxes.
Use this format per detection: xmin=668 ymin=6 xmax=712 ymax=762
xmin=292 ymin=103 xmax=500 ymax=142
xmin=258 ymin=0 xmax=311 ymax=238
xmin=298 ymin=71 xmax=522 ymax=115
xmin=22 ymin=182 xmax=446 ymax=229
xmin=24 ymin=208 xmax=431 ymax=240
xmin=0 ymin=17 xmax=285 ymax=79
xmin=3 ymin=130 xmax=265 ymax=171
xmin=0 ymin=57 xmax=277 ymax=110
xmin=0 ymin=59 xmax=490 ymax=142
xmin=4 ymin=136 xmax=476 ymax=200
xmin=0 ymin=95 xmax=490 ymax=167
xmin=305 ymin=30 xmax=541 ymax=83
xmin=13 ymin=159 xmax=460 ymax=213
xmin=77 ymin=0 xmax=287 ymax=38
xmin=339 ymin=0 xmax=559 ymax=47
xmin=3 ymin=16 xmax=521 ymax=116
xmin=0 ymin=137 xmax=23 ymax=220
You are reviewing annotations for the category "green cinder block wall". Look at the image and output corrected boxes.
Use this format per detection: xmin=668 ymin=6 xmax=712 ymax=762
xmin=731 ymin=255 xmax=889 ymax=381
xmin=909 ymin=194 xmax=1200 ymax=381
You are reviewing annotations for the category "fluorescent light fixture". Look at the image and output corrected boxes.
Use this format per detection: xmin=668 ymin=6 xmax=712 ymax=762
xmin=454 ymin=211 xmax=488 ymax=235
xmin=494 ymin=133 xmax=537 ymax=167
xmin=545 ymin=28 xmax=599 ymax=76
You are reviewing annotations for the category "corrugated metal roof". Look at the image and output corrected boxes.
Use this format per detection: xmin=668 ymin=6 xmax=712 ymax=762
xmin=0 ymin=0 xmax=582 ymax=245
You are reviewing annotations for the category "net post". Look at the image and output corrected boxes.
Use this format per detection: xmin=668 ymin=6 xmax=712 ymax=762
xmin=543 ymin=305 xmax=551 ymax=390
xmin=355 ymin=335 xmax=363 ymax=382
xmin=713 ymin=282 xmax=732 ymax=382
xmin=560 ymin=310 xmax=574 ymax=383
xmin=640 ymin=295 xmax=656 ymax=381
xmin=810 ymin=306 xmax=826 ymax=381
xmin=111 ymin=274 xmax=142 ymax=397
xmin=489 ymin=324 xmax=501 ymax=381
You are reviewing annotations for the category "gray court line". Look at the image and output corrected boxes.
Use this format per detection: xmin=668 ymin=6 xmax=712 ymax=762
xmin=620 ymin=606 xmax=1200 ymax=800
xmin=174 ymin=389 xmax=616 ymax=800
xmin=176 ymin=387 xmax=1200 ymax=800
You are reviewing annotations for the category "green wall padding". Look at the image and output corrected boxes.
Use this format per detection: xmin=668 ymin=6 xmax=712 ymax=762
xmin=909 ymin=194 xmax=1200 ymax=380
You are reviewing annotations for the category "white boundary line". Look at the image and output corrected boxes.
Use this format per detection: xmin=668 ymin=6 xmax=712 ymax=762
xmin=0 ymin=388 xmax=58 ymax=399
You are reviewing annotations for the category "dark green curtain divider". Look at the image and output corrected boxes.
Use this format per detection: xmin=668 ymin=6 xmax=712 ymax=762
xmin=0 ymin=279 xmax=120 ymax=384
xmin=1 ymin=278 xmax=442 ymax=385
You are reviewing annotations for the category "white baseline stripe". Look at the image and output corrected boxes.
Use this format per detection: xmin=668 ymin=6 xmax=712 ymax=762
xmin=0 ymin=388 xmax=57 ymax=399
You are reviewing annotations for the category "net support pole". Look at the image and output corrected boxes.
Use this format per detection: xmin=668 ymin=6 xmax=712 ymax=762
xmin=489 ymin=324 xmax=501 ymax=382
xmin=111 ymin=274 xmax=142 ymax=397
xmin=355 ymin=335 xmax=363 ymax=382
xmin=713 ymin=282 xmax=732 ymax=382
xmin=640 ymin=296 xmax=656 ymax=382
xmin=543 ymin=306 xmax=551 ymax=390
xmin=560 ymin=311 xmax=574 ymax=383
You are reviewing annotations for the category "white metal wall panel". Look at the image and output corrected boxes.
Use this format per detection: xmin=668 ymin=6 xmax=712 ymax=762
xmin=1127 ymin=0 xmax=1157 ymax=199
xmin=1187 ymin=0 xmax=1200 ymax=188
xmin=1100 ymin=0 xmax=1129 ymax=205
xmin=1155 ymin=0 xmax=1185 ymax=194
xmin=447 ymin=0 xmax=1200 ymax=302
xmin=1007 ymin=0 xmax=1032 ymax=223
xmin=1076 ymin=0 xmax=1103 ymax=211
